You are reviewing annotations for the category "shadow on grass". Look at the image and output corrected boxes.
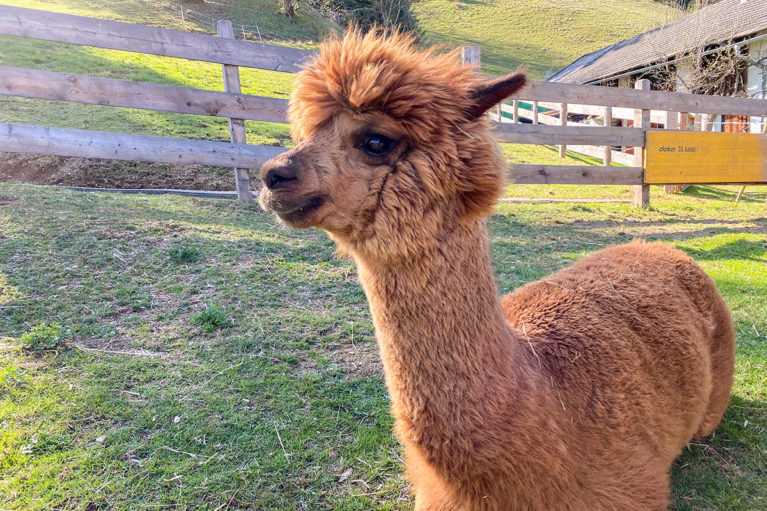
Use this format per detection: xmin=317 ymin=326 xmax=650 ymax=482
xmin=683 ymin=185 xmax=767 ymax=204
xmin=539 ymin=218 xmax=767 ymax=244
xmin=680 ymin=238 xmax=767 ymax=263
xmin=491 ymin=215 xmax=767 ymax=254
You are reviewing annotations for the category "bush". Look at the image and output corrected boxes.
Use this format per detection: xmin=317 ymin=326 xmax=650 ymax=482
xmin=18 ymin=322 xmax=65 ymax=351
xmin=191 ymin=304 xmax=230 ymax=332
xmin=308 ymin=0 xmax=420 ymax=34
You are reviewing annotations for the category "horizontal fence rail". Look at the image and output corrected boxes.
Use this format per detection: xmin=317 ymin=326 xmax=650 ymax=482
xmin=0 ymin=65 xmax=289 ymax=123
xmin=0 ymin=123 xmax=286 ymax=169
xmin=491 ymin=122 xmax=645 ymax=146
xmin=507 ymin=165 xmax=644 ymax=185
xmin=0 ymin=5 xmax=314 ymax=73
xmin=0 ymin=123 xmax=631 ymax=186
xmin=516 ymin=80 xmax=767 ymax=116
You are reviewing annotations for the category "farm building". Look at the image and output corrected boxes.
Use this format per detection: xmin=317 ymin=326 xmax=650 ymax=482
xmin=549 ymin=0 xmax=767 ymax=133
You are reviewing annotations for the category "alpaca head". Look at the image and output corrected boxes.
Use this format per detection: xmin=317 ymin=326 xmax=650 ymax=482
xmin=260 ymin=29 xmax=526 ymax=262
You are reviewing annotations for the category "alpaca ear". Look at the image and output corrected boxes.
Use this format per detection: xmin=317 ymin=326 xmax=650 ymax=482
xmin=466 ymin=71 xmax=527 ymax=120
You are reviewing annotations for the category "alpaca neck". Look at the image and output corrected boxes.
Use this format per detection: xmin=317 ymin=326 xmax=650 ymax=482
xmin=351 ymin=220 xmax=540 ymax=465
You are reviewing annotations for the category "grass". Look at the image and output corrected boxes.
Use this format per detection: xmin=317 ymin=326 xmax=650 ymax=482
xmin=0 ymin=0 xmax=334 ymax=41
xmin=413 ymin=0 xmax=681 ymax=78
xmin=1 ymin=4 xmax=763 ymax=507
xmin=0 ymin=182 xmax=765 ymax=509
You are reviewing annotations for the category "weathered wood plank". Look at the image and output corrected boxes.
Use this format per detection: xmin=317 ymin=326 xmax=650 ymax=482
xmin=0 ymin=5 xmax=314 ymax=73
xmin=0 ymin=65 xmax=289 ymax=123
xmin=508 ymin=164 xmax=643 ymax=185
xmin=603 ymin=106 xmax=612 ymax=166
xmin=558 ymin=103 xmax=568 ymax=158
xmin=491 ymin=122 xmax=644 ymax=146
xmin=0 ymin=123 xmax=286 ymax=168
xmin=461 ymin=46 xmax=481 ymax=69
xmin=633 ymin=79 xmax=651 ymax=208
xmin=218 ymin=20 xmax=253 ymax=201
xmin=516 ymin=80 xmax=767 ymax=116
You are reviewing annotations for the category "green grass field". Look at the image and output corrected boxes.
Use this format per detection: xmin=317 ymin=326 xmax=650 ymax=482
xmin=412 ymin=0 xmax=681 ymax=78
xmin=0 ymin=182 xmax=765 ymax=510
xmin=0 ymin=0 xmax=334 ymax=40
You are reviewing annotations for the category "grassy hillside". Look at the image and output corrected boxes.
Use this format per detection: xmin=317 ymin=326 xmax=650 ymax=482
xmin=0 ymin=0 xmax=335 ymax=41
xmin=413 ymin=0 xmax=682 ymax=78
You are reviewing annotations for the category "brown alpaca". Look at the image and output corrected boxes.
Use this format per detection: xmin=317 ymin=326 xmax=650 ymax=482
xmin=258 ymin=30 xmax=736 ymax=510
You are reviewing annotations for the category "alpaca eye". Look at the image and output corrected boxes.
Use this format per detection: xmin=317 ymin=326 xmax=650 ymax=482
xmin=360 ymin=134 xmax=394 ymax=156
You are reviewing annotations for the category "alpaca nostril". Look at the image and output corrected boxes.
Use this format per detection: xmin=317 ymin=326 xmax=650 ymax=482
xmin=264 ymin=166 xmax=299 ymax=190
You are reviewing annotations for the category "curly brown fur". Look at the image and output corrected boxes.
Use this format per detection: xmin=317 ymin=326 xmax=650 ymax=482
xmin=258 ymin=30 xmax=736 ymax=510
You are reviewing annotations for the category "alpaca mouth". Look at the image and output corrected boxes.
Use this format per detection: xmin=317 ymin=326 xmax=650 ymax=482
xmin=269 ymin=196 xmax=323 ymax=224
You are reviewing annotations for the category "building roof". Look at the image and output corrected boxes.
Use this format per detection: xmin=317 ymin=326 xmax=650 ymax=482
xmin=549 ymin=0 xmax=767 ymax=84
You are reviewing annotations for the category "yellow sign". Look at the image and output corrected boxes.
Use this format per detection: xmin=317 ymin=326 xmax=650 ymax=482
xmin=645 ymin=131 xmax=767 ymax=184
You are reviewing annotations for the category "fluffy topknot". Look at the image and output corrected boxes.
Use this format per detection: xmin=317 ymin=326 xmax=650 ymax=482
xmin=289 ymin=29 xmax=482 ymax=143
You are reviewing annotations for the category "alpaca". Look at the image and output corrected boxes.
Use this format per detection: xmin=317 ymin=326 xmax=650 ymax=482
xmin=258 ymin=30 xmax=736 ymax=510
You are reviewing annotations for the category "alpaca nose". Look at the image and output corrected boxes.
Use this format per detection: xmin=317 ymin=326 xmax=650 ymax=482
xmin=261 ymin=156 xmax=300 ymax=190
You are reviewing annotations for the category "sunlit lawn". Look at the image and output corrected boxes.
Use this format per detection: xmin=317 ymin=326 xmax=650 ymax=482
xmin=413 ymin=0 xmax=680 ymax=78
xmin=0 ymin=182 xmax=764 ymax=510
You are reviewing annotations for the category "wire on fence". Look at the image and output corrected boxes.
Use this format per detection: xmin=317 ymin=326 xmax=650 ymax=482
xmin=149 ymin=0 xmax=306 ymax=44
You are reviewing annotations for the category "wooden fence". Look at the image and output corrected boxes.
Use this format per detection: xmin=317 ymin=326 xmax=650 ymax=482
xmin=0 ymin=5 xmax=310 ymax=201
xmin=1 ymin=6 xmax=767 ymax=206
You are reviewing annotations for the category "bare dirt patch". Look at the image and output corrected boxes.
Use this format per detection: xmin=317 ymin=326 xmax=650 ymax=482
xmin=0 ymin=152 xmax=239 ymax=191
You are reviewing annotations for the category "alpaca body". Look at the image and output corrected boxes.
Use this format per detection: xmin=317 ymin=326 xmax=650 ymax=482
xmin=356 ymin=224 xmax=734 ymax=511
xmin=258 ymin=30 xmax=736 ymax=510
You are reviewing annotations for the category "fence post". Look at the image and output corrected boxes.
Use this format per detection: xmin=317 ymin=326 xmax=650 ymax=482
xmin=512 ymin=100 xmax=519 ymax=123
xmin=217 ymin=19 xmax=253 ymax=202
xmin=461 ymin=47 xmax=482 ymax=119
xmin=461 ymin=46 xmax=480 ymax=69
xmin=558 ymin=103 xmax=568 ymax=158
xmin=603 ymin=106 xmax=612 ymax=166
xmin=532 ymin=101 xmax=539 ymax=124
xmin=633 ymin=79 xmax=651 ymax=208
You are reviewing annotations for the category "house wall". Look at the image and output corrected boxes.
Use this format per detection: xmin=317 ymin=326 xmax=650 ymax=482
xmin=746 ymin=34 xmax=767 ymax=132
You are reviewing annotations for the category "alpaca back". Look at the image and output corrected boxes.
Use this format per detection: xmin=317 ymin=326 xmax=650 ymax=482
xmin=499 ymin=241 xmax=734 ymax=505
